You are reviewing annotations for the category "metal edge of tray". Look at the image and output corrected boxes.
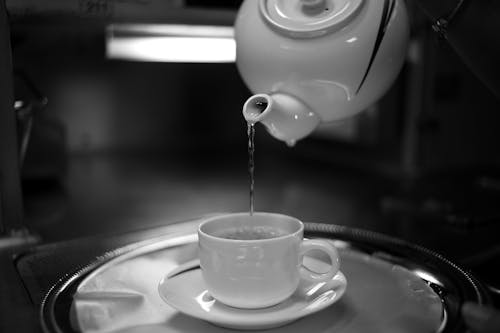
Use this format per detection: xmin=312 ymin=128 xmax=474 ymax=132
xmin=40 ymin=222 xmax=492 ymax=333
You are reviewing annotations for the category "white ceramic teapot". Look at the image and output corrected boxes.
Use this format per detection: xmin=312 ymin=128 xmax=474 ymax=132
xmin=236 ymin=0 xmax=409 ymax=145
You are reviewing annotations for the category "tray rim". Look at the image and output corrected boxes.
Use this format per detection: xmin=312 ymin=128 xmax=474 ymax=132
xmin=40 ymin=221 xmax=492 ymax=333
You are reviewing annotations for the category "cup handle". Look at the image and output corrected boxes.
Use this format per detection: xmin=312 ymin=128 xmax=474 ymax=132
xmin=299 ymin=239 xmax=340 ymax=282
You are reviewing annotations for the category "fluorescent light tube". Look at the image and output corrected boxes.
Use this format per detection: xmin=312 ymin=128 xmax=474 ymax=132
xmin=106 ymin=24 xmax=236 ymax=63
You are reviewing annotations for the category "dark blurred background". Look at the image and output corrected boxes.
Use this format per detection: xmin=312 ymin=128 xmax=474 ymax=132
xmin=3 ymin=0 xmax=500 ymax=283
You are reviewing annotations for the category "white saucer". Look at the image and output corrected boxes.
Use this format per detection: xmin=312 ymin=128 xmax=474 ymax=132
xmin=158 ymin=258 xmax=347 ymax=330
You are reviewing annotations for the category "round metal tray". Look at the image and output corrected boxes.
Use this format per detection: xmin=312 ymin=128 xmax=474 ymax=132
xmin=40 ymin=222 xmax=492 ymax=333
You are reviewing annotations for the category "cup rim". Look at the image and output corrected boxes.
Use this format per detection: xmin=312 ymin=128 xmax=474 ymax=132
xmin=198 ymin=212 xmax=304 ymax=243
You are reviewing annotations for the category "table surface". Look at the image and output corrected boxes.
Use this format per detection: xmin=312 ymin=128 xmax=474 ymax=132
xmin=2 ymin=151 xmax=500 ymax=332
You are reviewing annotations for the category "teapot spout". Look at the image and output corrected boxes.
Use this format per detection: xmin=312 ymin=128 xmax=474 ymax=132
xmin=242 ymin=93 xmax=320 ymax=145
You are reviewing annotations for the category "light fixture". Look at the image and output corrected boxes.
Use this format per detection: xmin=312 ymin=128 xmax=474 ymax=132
xmin=106 ymin=24 xmax=236 ymax=63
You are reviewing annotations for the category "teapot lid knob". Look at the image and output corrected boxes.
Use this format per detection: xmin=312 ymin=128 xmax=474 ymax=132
xmin=259 ymin=0 xmax=365 ymax=38
xmin=301 ymin=0 xmax=326 ymax=10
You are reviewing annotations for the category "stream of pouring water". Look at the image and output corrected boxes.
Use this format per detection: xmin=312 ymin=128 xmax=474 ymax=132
xmin=247 ymin=123 xmax=255 ymax=215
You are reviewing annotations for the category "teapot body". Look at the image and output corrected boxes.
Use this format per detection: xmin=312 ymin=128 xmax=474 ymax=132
xmin=236 ymin=0 xmax=410 ymax=123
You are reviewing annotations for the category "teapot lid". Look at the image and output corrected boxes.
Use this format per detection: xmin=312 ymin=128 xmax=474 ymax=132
xmin=259 ymin=0 xmax=365 ymax=38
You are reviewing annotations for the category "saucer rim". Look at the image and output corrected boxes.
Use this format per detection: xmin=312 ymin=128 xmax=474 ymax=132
xmin=158 ymin=267 xmax=347 ymax=327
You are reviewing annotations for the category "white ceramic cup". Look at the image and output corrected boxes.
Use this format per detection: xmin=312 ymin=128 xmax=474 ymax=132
xmin=198 ymin=212 xmax=340 ymax=309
